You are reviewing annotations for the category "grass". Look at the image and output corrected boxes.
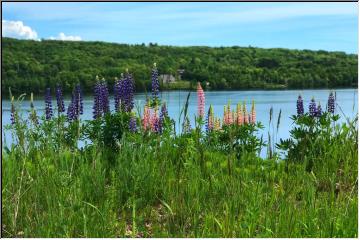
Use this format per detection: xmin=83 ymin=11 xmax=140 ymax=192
xmin=1 ymin=95 xmax=358 ymax=238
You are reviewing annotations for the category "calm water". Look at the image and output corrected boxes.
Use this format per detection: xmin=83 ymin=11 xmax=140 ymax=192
xmin=2 ymin=89 xmax=358 ymax=153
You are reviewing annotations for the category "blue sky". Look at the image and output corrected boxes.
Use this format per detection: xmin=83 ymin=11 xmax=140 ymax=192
xmin=2 ymin=2 xmax=358 ymax=53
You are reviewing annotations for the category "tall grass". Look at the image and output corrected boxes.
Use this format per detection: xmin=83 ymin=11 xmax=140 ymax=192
xmin=1 ymin=96 xmax=358 ymax=238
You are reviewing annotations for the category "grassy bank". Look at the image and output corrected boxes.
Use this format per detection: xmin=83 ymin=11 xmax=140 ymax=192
xmin=2 ymin=91 xmax=358 ymax=237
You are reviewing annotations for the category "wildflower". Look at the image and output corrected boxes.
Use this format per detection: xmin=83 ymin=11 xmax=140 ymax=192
xmin=159 ymin=103 xmax=168 ymax=134
xmin=100 ymin=78 xmax=110 ymax=114
xmin=309 ymin=97 xmax=317 ymax=117
xmin=93 ymin=77 xmax=102 ymax=119
xmin=316 ymin=102 xmax=322 ymax=117
xmin=223 ymin=102 xmax=233 ymax=125
xmin=10 ymin=96 xmax=16 ymax=125
xmin=236 ymin=103 xmax=243 ymax=125
xmin=114 ymin=77 xmax=121 ymax=112
xmin=29 ymin=93 xmax=38 ymax=125
xmin=75 ymin=84 xmax=83 ymax=115
xmin=45 ymin=88 xmax=53 ymax=120
xmin=206 ymin=105 xmax=214 ymax=132
xmin=296 ymin=94 xmax=304 ymax=116
xmin=327 ymin=91 xmax=335 ymax=114
xmin=142 ymin=102 xmax=151 ymax=130
xmin=250 ymin=100 xmax=256 ymax=124
xmin=151 ymin=63 xmax=160 ymax=104
xmin=197 ymin=82 xmax=205 ymax=118
xmin=56 ymin=84 xmax=65 ymax=113
xmin=243 ymin=102 xmax=248 ymax=124
xmin=214 ymin=117 xmax=221 ymax=131
xmin=129 ymin=113 xmax=137 ymax=132
xmin=182 ymin=116 xmax=192 ymax=134
xmin=67 ymin=96 xmax=75 ymax=122
xmin=151 ymin=107 xmax=160 ymax=133
xmin=123 ymin=71 xmax=134 ymax=112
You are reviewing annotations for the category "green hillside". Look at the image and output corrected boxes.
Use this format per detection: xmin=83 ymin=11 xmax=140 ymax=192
xmin=2 ymin=37 xmax=358 ymax=94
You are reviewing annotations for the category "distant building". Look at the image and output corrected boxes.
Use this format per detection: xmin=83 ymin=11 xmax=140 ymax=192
xmin=177 ymin=69 xmax=185 ymax=80
xmin=159 ymin=74 xmax=176 ymax=84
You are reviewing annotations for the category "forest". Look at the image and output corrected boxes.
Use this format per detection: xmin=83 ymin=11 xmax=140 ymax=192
xmin=2 ymin=37 xmax=358 ymax=95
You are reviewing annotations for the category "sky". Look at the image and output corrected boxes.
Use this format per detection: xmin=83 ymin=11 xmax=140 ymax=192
xmin=2 ymin=2 xmax=358 ymax=53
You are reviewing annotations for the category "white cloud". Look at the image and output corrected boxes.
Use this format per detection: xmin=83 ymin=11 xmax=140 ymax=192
xmin=2 ymin=20 xmax=38 ymax=40
xmin=49 ymin=32 xmax=82 ymax=41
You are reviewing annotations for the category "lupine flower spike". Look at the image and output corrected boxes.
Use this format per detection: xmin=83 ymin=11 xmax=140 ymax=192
xmin=56 ymin=84 xmax=65 ymax=113
xmin=327 ymin=91 xmax=335 ymax=114
xmin=123 ymin=71 xmax=134 ymax=112
xmin=151 ymin=63 xmax=160 ymax=105
xmin=142 ymin=102 xmax=151 ymax=131
xmin=182 ymin=116 xmax=192 ymax=134
xmin=159 ymin=103 xmax=168 ymax=133
xmin=214 ymin=117 xmax=221 ymax=131
xmin=309 ymin=97 xmax=317 ymax=117
xmin=93 ymin=77 xmax=102 ymax=119
xmin=236 ymin=103 xmax=243 ymax=125
xmin=101 ymin=78 xmax=110 ymax=114
xmin=206 ymin=105 xmax=214 ymax=132
xmin=197 ymin=82 xmax=205 ymax=118
xmin=129 ymin=112 xmax=137 ymax=133
xmin=296 ymin=94 xmax=304 ymax=116
xmin=29 ymin=93 xmax=38 ymax=125
xmin=151 ymin=107 xmax=160 ymax=133
xmin=45 ymin=88 xmax=53 ymax=120
xmin=10 ymin=96 xmax=16 ymax=125
xmin=316 ymin=102 xmax=322 ymax=118
xmin=250 ymin=100 xmax=256 ymax=124
xmin=243 ymin=102 xmax=248 ymax=124
xmin=223 ymin=101 xmax=233 ymax=125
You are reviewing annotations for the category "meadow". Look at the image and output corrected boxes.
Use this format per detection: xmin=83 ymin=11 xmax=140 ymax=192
xmin=2 ymin=64 xmax=358 ymax=237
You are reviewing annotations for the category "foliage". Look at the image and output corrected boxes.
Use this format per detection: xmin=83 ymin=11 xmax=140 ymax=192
xmin=2 ymin=37 xmax=358 ymax=95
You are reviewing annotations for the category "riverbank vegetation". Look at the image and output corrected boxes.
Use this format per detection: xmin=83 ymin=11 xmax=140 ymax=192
xmin=2 ymin=37 xmax=357 ymax=95
xmin=2 ymin=64 xmax=357 ymax=237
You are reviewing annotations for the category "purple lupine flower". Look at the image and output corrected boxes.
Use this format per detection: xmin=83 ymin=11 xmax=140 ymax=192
xmin=129 ymin=115 xmax=137 ymax=132
xmin=153 ymin=116 xmax=160 ymax=133
xmin=327 ymin=92 xmax=335 ymax=114
xmin=158 ymin=103 xmax=168 ymax=134
xmin=114 ymin=77 xmax=122 ymax=112
xmin=161 ymin=102 xmax=168 ymax=118
xmin=309 ymin=97 xmax=317 ymax=117
xmin=316 ymin=103 xmax=322 ymax=117
xmin=100 ymin=79 xmax=110 ymax=114
xmin=56 ymin=85 xmax=65 ymax=113
xmin=75 ymin=84 xmax=83 ymax=115
xmin=122 ymin=72 xmax=134 ymax=112
xmin=93 ymin=79 xmax=102 ymax=119
xmin=296 ymin=95 xmax=304 ymax=116
xmin=10 ymin=97 xmax=15 ymax=125
xmin=45 ymin=88 xmax=53 ymax=120
xmin=151 ymin=63 xmax=160 ymax=103
xmin=67 ymin=96 xmax=75 ymax=122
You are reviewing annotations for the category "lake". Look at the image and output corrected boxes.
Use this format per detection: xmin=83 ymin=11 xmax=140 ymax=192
xmin=2 ymin=89 xmax=358 ymax=155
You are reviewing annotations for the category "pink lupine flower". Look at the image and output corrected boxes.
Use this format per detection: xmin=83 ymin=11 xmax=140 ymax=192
xmin=223 ymin=102 xmax=233 ymax=126
xmin=214 ymin=117 xmax=221 ymax=130
xmin=143 ymin=103 xmax=151 ymax=130
xmin=197 ymin=82 xmax=205 ymax=118
xmin=250 ymin=100 xmax=256 ymax=124
xmin=236 ymin=103 xmax=243 ymax=125
xmin=226 ymin=102 xmax=233 ymax=125
xmin=243 ymin=102 xmax=249 ymax=124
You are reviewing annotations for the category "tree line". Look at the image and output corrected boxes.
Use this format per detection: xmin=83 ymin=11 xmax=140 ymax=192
xmin=2 ymin=37 xmax=357 ymax=95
